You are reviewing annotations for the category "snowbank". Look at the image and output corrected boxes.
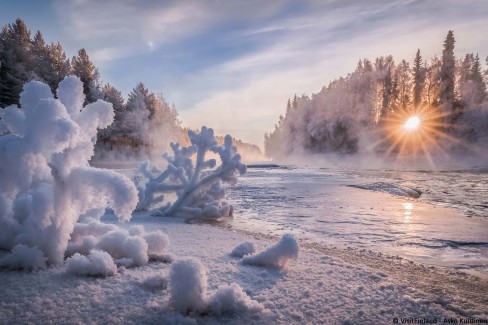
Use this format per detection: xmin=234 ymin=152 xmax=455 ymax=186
xmin=242 ymin=234 xmax=299 ymax=269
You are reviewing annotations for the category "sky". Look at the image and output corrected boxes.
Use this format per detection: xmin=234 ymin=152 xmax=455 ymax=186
xmin=1 ymin=0 xmax=488 ymax=148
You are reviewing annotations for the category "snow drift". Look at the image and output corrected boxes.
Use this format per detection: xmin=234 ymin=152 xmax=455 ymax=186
xmin=0 ymin=77 xmax=138 ymax=268
xmin=242 ymin=234 xmax=299 ymax=269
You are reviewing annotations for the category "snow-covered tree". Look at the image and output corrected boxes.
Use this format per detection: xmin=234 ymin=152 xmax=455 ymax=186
xmin=440 ymin=31 xmax=456 ymax=113
xmin=412 ymin=49 xmax=426 ymax=107
xmin=71 ymin=48 xmax=101 ymax=104
xmin=136 ymin=126 xmax=247 ymax=220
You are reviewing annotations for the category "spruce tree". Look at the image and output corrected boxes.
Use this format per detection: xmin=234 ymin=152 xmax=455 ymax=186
xmin=71 ymin=48 xmax=100 ymax=104
xmin=412 ymin=49 xmax=426 ymax=107
xmin=439 ymin=31 xmax=456 ymax=111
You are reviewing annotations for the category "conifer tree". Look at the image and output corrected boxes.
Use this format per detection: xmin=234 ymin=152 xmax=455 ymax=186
xmin=439 ymin=31 xmax=456 ymax=111
xmin=71 ymin=48 xmax=101 ymax=104
xmin=412 ymin=49 xmax=426 ymax=107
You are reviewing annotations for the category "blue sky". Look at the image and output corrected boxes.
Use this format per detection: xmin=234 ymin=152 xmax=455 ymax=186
xmin=1 ymin=0 xmax=488 ymax=147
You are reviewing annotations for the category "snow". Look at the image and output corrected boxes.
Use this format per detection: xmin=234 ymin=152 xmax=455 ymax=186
xmin=0 ymin=77 xmax=138 ymax=267
xmin=207 ymin=283 xmax=264 ymax=315
xmin=1 ymin=216 xmax=487 ymax=324
xmin=230 ymin=242 xmax=255 ymax=258
xmin=136 ymin=127 xmax=246 ymax=220
xmin=65 ymin=250 xmax=117 ymax=277
xmin=169 ymin=257 xmax=208 ymax=314
xmin=242 ymin=234 xmax=299 ymax=269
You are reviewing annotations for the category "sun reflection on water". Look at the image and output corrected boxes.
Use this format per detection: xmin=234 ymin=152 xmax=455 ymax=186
xmin=402 ymin=202 xmax=414 ymax=222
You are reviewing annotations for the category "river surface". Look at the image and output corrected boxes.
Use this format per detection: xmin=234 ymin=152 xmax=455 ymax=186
xmin=227 ymin=165 xmax=488 ymax=275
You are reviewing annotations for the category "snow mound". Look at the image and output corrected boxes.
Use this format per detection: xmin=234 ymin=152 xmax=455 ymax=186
xmin=242 ymin=234 xmax=299 ymax=269
xmin=0 ymin=77 xmax=138 ymax=269
xmin=349 ymin=182 xmax=422 ymax=198
xmin=169 ymin=258 xmax=208 ymax=314
xmin=169 ymin=257 xmax=264 ymax=316
xmin=141 ymin=274 xmax=168 ymax=291
xmin=0 ymin=244 xmax=47 ymax=271
xmin=67 ymin=220 xmax=170 ymax=267
xmin=230 ymin=241 xmax=255 ymax=258
xmin=65 ymin=250 xmax=117 ymax=277
xmin=207 ymin=283 xmax=264 ymax=314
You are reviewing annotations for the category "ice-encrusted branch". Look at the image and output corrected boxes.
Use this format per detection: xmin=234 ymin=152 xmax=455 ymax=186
xmin=136 ymin=127 xmax=247 ymax=220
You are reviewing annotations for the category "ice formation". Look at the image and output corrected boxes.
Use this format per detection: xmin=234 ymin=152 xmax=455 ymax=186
xmin=242 ymin=234 xmax=299 ymax=269
xmin=136 ymin=126 xmax=247 ymax=220
xmin=0 ymin=77 xmax=139 ymax=269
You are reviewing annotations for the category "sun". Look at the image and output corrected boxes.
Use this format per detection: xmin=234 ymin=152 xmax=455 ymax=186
xmin=404 ymin=116 xmax=421 ymax=131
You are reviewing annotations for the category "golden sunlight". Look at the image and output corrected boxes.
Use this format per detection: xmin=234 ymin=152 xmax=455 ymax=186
xmin=404 ymin=116 xmax=420 ymax=131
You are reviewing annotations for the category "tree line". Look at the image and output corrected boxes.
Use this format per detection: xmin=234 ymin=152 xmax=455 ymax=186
xmin=264 ymin=31 xmax=488 ymax=158
xmin=0 ymin=19 xmax=261 ymax=160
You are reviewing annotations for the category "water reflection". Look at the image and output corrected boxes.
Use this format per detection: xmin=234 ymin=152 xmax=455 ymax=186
xmin=402 ymin=202 xmax=413 ymax=222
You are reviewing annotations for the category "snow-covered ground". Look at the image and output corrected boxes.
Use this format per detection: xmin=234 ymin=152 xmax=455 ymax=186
xmin=1 ymin=214 xmax=487 ymax=324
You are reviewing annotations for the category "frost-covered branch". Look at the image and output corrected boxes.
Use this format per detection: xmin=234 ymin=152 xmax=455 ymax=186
xmin=136 ymin=127 xmax=247 ymax=220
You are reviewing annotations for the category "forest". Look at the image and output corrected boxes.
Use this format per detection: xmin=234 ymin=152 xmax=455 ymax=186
xmin=265 ymin=31 xmax=488 ymax=159
xmin=0 ymin=19 xmax=261 ymax=161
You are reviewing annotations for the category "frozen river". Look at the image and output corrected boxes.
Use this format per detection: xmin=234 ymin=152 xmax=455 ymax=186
xmin=227 ymin=165 xmax=488 ymax=275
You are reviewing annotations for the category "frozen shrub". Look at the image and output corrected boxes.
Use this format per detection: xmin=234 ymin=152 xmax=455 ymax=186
xmin=242 ymin=234 xmax=299 ymax=269
xmin=136 ymin=127 xmax=246 ymax=220
xmin=0 ymin=77 xmax=138 ymax=268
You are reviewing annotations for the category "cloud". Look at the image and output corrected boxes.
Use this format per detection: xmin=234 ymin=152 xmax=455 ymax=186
xmin=179 ymin=0 xmax=488 ymax=147
xmin=52 ymin=0 xmax=488 ymax=148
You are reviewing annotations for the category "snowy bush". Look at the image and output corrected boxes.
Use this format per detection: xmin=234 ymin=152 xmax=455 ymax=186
xmin=0 ymin=77 xmax=138 ymax=268
xmin=136 ymin=126 xmax=247 ymax=220
xmin=242 ymin=234 xmax=299 ymax=269
xmin=230 ymin=242 xmax=255 ymax=258
xmin=169 ymin=257 xmax=264 ymax=316
xmin=65 ymin=250 xmax=117 ymax=277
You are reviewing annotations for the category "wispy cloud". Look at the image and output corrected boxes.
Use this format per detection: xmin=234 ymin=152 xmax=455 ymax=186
xmin=52 ymin=0 xmax=488 ymax=147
